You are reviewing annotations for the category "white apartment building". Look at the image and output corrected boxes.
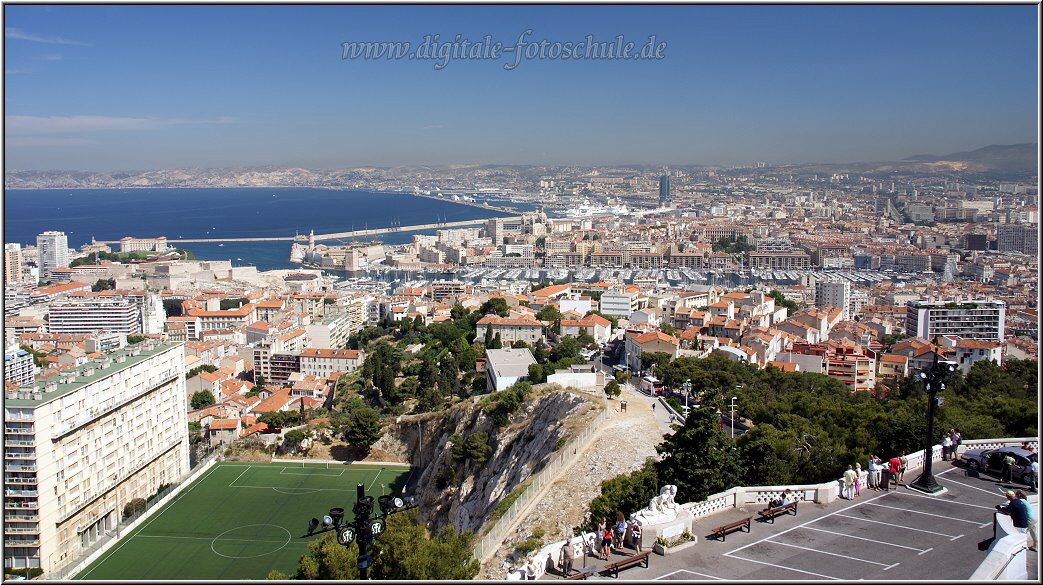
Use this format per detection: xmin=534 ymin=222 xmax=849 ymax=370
xmin=600 ymin=286 xmax=644 ymax=318
xmin=2 ymin=342 xmax=188 ymax=574
xmin=815 ymin=280 xmax=851 ymax=321
xmin=36 ymin=231 xmax=70 ymax=278
xmin=905 ymin=299 xmax=1006 ymax=342
xmin=4 ymin=343 xmax=36 ymax=388
xmin=47 ymin=300 xmax=141 ymax=335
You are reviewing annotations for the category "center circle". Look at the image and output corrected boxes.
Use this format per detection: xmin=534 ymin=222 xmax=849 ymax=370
xmin=211 ymin=524 xmax=292 ymax=559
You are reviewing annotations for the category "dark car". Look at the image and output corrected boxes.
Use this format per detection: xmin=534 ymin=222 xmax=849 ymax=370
xmin=960 ymin=446 xmax=1036 ymax=484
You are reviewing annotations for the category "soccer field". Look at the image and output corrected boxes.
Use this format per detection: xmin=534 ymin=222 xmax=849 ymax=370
xmin=75 ymin=462 xmax=411 ymax=580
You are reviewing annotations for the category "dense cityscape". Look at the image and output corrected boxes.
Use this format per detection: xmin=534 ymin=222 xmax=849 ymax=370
xmin=3 ymin=3 xmax=1038 ymax=583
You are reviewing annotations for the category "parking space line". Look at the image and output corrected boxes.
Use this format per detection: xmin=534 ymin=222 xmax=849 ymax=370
xmin=917 ymin=547 xmax=934 ymax=555
xmin=724 ymin=491 xmax=894 ymax=556
xmin=937 ymin=465 xmax=961 ymax=476
xmin=767 ymin=540 xmax=892 ymax=567
xmin=937 ymin=475 xmax=1012 ymax=496
xmin=721 ymin=553 xmax=841 ymax=580
xmin=864 ymin=502 xmax=986 ymax=525
xmin=833 ymin=513 xmax=961 ymax=539
xmin=801 ymin=526 xmax=929 ymax=552
xmin=654 ymin=569 xmax=724 ymax=580
xmin=891 ymin=490 xmax=996 ymax=509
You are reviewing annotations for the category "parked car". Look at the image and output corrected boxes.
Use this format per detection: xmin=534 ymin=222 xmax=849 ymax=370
xmin=960 ymin=446 xmax=1036 ymax=483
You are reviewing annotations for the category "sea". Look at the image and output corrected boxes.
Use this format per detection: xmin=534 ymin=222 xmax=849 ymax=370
xmin=3 ymin=187 xmax=523 ymax=272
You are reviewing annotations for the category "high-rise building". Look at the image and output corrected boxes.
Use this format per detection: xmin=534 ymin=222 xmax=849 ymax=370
xmin=905 ymin=299 xmax=1006 ymax=342
xmin=815 ymin=280 xmax=852 ymax=321
xmin=2 ymin=342 xmax=188 ymax=575
xmin=36 ymin=231 xmax=70 ymax=278
xmin=996 ymin=224 xmax=1038 ymax=255
xmin=5 ymin=243 xmax=24 ymax=286
xmin=47 ymin=299 xmax=141 ymax=335
xmin=659 ymin=175 xmax=671 ymax=206
xmin=4 ymin=343 xmax=35 ymax=388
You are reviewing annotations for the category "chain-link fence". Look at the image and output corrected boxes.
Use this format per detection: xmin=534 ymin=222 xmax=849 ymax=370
xmin=45 ymin=446 xmax=221 ymax=580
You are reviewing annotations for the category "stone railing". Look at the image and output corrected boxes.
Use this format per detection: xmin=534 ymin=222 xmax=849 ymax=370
xmin=969 ymin=499 xmax=1036 ymax=580
xmin=472 ymin=389 xmax=610 ymax=563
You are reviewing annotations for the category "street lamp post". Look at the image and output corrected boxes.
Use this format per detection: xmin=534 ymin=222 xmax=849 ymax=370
xmin=306 ymin=483 xmax=416 ymax=579
xmin=729 ymin=396 xmax=737 ymax=439
xmin=909 ymin=351 xmax=957 ymax=494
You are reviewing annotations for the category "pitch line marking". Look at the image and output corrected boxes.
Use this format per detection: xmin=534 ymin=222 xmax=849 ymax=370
xmin=79 ymin=462 xmax=223 ymax=578
xmin=800 ymin=526 xmax=929 ymax=552
xmin=863 ymin=502 xmax=985 ymax=525
xmin=654 ymin=568 xmax=725 ymax=580
xmin=229 ymin=466 xmax=251 ymax=488
xmin=765 ymin=540 xmax=892 ymax=567
xmin=833 ymin=513 xmax=961 ymax=539
xmin=721 ymin=553 xmax=841 ymax=580
xmin=368 ymin=468 xmax=383 ymax=491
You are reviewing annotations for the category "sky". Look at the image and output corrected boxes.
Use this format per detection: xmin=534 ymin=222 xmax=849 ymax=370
xmin=3 ymin=4 xmax=1039 ymax=170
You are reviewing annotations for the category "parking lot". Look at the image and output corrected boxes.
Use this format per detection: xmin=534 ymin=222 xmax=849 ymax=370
xmin=554 ymin=460 xmax=1037 ymax=581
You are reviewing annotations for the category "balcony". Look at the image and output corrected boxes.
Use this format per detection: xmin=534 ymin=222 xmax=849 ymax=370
xmin=4 ymin=464 xmax=36 ymax=473
xmin=4 ymin=526 xmax=40 ymax=534
xmin=4 ymin=439 xmax=35 ymax=448
xmin=3 ymin=501 xmax=38 ymax=510
xmin=3 ymin=452 xmax=36 ymax=460
xmin=5 ymin=489 xmax=39 ymax=497
xmin=4 ymin=426 xmax=34 ymax=434
xmin=4 ymin=538 xmax=41 ymax=547
xmin=4 ymin=477 xmax=38 ymax=485
xmin=4 ymin=513 xmax=39 ymax=522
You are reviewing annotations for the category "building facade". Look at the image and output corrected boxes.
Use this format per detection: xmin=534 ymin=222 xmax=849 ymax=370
xmin=36 ymin=231 xmax=70 ymax=278
xmin=905 ymin=299 xmax=1006 ymax=342
xmin=47 ymin=300 xmax=141 ymax=335
xmin=3 ymin=342 xmax=188 ymax=574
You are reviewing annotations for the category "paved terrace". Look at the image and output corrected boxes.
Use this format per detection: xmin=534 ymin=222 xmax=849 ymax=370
xmin=539 ymin=459 xmax=1038 ymax=581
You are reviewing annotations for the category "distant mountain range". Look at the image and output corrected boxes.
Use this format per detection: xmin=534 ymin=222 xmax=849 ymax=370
xmin=902 ymin=143 xmax=1038 ymax=173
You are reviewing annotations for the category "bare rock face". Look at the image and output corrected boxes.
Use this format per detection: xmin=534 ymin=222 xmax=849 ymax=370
xmin=378 ymin=387 xmax=597 ymax=535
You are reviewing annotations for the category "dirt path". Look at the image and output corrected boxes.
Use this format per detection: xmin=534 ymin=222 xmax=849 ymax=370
xmin=480 ymin=385 xmax=668 ymax=578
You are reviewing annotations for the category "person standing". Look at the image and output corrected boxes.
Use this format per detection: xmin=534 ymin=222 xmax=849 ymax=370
xmin=559 ymin=539 xmax=575 ymax=576
xmin=1002 ymin=453 xmax=1016 ymax=483
xmin=630 ymin=520 xmax=643 ymax=553
xmin=843 ymin=465 xmax=857 ymax=499
xmin=952 ymin=429 xmax=962 ymax=459
xmin=887 ymin=455 xmax=902 ymax=489
xmin=1015 ymin=490 xmax=1038 ymax=552
xmin=614 ymin=512 xmax=627 ymax=549
xmin=601 ymin=520 xmax=613 ymax=559
xmin=524 ymin=558 xmax=538 ymax=580
xmin=898 ymin=452 xmax=909 ymax=483
xmin=941 ymin=433 xmax=953 ymax=461
xmin=854 ymin=462 xmax=863 ymax=497
xmin=1029 ymin=460 xmax=1038 ymax=492
xmin=506 ymin=565 xmax=523 ymax=581
xmin=996 ymin=490 xmax=1034 ymax=550
xmin=867 ymin=455 xmax=879 ymax=490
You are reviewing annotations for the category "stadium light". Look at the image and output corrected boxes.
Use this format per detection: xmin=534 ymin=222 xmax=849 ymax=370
xmin=910 ymin=352 xmax=957 ymax=494
xmin=306 ymin=483 xmax=418 ymax=579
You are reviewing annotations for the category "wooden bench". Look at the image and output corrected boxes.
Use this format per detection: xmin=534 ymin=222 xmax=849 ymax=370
xmin=757 ymin=500 xmax=798 ymax=523
xmin=710 ymin=516 xmax=752 ymax=541
xmin=598 ymin=551 xmax=650 ymax=578
xmin=563 ymin=570 xmax=593 ymax=580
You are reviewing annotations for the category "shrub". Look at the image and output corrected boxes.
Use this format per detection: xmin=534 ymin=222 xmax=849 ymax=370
xmin=123 ymin=498 xmax=146 ymax=519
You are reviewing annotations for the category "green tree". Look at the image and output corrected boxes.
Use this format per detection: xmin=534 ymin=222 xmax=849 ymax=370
xmin=604 ymin=380 xmax=621 ymax=400
xmin=91 ymin=278 xmax=116 ymax=292
xmin=190 ymin=390 xmax=216 ymax=410
xmin=186 ymin=364 xmax=219 ymax=379
xmin=295 ymin=531 xmax=360 ymax=579
xmin=655 ymin=399 xmax=741 ymax=504
xmin=583 ymin=458 xmax=659 ymax=531
xmin=343 ymin=404 xmax=383 ymax=451
xmin=536 ymin=305 xmax=561 ymax=322
xmin=479 ymin=297 xmax=510 ymax=317
xmin=370 ymin=509 xmax=481 ymax=580
xmin=527 ymin=363 xmax=546 ymax=384
xmin=551 ymin=336 xmax=581 ymax=362
xmin=489 ymin=332 xmax=503 ymax=349
xmin=283 ymin=429 xmax=307 ymax=452
xmin=483 ymin=326 xmax=494 ymax=347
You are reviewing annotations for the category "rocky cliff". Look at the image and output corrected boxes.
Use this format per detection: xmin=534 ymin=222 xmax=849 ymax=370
xmin=372 ymin=385 xmax=602 ymax=535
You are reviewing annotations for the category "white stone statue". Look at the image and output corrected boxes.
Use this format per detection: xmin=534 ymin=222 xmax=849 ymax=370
xmin=633 ymin=484 xmax=681 ymax=525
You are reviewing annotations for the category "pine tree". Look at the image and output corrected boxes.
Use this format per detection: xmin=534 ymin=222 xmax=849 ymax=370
xmin=655 ymin=399 xmax=741 ymax=503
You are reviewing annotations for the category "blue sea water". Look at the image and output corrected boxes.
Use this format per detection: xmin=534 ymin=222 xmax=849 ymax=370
xmin=3 ymin=188 xmax=512 ymax=272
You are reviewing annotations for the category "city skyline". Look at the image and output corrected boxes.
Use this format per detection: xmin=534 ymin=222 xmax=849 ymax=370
xmin=4 ymin=4 xmax=1039 ymax=171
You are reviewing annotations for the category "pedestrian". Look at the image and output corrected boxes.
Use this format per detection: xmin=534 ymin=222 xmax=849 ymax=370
xmin=942 ymin=433 xmax=953 ymax=461
xmin=1015 ymin=490 xmax=1039 ymax=552
xmin=524 ymin=558 xmax=538 ymax=580
xmin=601 ymin=519 xmax=613 ymax=559
xmin=953 ymin=429 xmax=962 ymax=459
xmin=1022 ymin=442 xmax=1034 ymax=453
xmin=614 ymin=512 xmax=627 ymax=549
xmin=888 ymin=455 xmax=902 ymax=489
xmin=652 ymin=402 xmax=656 ymax=413
xmin=996 ymin=490 xmax=1035 ymax=550
xmin=595 ymin=519 xmax=607 ymax=559
xmin=867 ymin=455 xmax=879 ymax=490
xmin=631 ymin=519 xmax=643 ymax=552
xmin=854 ymin=462 xmax=863 ymax=497
xmin=559 ymin=539 xmax=574 ymax=576
xmin=1029 ymin=460 xmax=1038 ymax=492
xmin=899 ymin=452 xmax=909 ymax=483
xmin=843 ymin=465 xmax=857 ymax=499
xmin=506 ymin=565 xmax=523 ymax=581
xmin=1002 ymin=453 xmax=1016 ymax=483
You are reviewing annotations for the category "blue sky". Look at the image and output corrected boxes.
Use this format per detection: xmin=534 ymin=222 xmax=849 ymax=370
xmin=4 ymin=4 xmax=1038 ymax=170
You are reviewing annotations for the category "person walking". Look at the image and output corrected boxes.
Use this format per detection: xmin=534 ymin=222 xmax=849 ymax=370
xmin=898 ymin=452 xmax=909 ymax=483
xmin=941 ymin=433 xmax=953 ymax=461
xmin=843 ymin=465 xmax=857 ymax=499
xmin=854 ymin=462 xmax=863 ymax=497
xmin=1002 ymin=453 xmax=1016 ymax=483
xmin=630 ymin=519 xmax=643 ymax=553
xmin=888 ymin=455 xmax=902 ymax=489
xmin=1015 ymin=490 xmax=1039 ymax=551
xmin=559 ymin=539 xmax=575 ymax=576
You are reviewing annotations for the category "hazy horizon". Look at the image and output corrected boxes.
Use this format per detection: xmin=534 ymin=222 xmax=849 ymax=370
xmin=4 ymin=4 xmax=1038 ymax=171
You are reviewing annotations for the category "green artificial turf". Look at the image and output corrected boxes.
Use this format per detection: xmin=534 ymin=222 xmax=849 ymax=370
xmin=75 ymin=462 xmax=410 ymax=580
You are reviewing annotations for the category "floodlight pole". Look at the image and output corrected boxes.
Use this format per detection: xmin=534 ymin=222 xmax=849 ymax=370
xmin=910 ymin=350 xmax=952 ymax=494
